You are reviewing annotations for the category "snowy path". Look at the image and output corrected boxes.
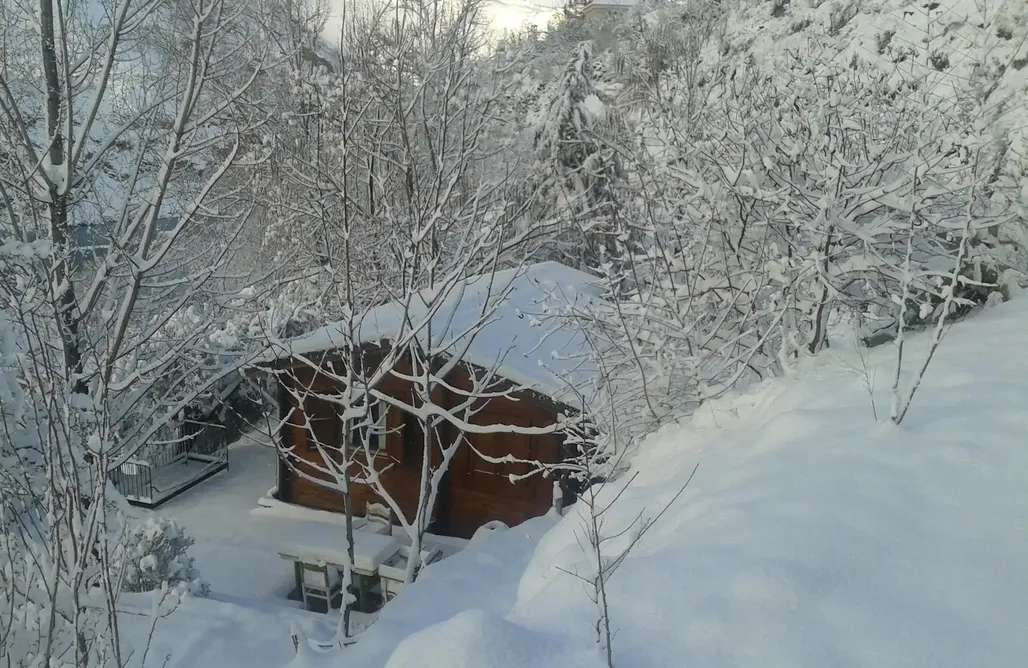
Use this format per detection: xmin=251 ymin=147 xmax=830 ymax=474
xmin=130 ymin=430 xmax=298 ymax=602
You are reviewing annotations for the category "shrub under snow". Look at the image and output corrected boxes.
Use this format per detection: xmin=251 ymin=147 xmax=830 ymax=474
xmin=119 ymin=517 xmax=210 ymax=598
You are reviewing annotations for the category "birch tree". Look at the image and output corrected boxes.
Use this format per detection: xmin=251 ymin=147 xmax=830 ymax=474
xmin=0 ymin=0 xmax=274 ymax=665
xmin=264 ymin=0 xmax=573 ymax=600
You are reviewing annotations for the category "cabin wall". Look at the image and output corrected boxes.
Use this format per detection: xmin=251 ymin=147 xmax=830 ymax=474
xmin=276 ymin=354 xmax=568 ymax=538
xmin=278 ymin=363 xmax=416 ymax=519
xmin=442 ymin=368 xmax=565 ymax=537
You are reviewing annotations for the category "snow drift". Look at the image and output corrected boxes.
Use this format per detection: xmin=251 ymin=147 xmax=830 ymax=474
xmin=323 ymin=296 xmax=1028 ymax=668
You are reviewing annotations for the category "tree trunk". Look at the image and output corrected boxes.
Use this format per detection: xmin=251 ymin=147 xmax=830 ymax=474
xmin=39 ymin=0 xmax=86 ymax=395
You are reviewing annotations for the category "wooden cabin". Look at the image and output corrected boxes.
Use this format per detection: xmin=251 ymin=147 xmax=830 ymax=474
xmin=261 ymin=262 xmax=603 ymax=540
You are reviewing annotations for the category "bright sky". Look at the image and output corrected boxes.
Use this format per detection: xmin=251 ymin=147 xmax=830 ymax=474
xmin=323 ymin=0 xmax=562 ymax=43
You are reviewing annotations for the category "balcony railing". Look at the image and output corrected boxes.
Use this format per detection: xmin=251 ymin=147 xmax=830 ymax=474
xmin=110 ymin=419 xmax=230 ymax=508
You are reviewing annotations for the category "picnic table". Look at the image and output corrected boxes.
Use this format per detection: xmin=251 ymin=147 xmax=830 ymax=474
xmin=279 ymin=525 xmax=402 ymax=613
xmin=378 ymin=544 xmax=443 ymax=601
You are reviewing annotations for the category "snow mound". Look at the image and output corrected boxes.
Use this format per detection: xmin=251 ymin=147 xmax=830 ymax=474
xmin=289 ymin=517 xmax=561 ymax=668
xmin=513 ymin=300 xmax=1028 ymax=668
xmin=353 ymin=298 xmax=1028 ymax=668
xmin=384 ymin=609 xmax=573 ymax=668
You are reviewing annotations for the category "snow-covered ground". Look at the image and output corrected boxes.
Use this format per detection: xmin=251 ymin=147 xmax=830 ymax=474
xmin=297 ymin=298 xmax=1028 ymax=668
xmin=128 ymin=297 xmax=1028 ymax=668
xmin=120 ymin=428 xmax=481 ymax=667
xmin=718 ymin=0 xmax=1028 ymax=164
xmin=114 ymin=433 xmax=301 ymax=668
xmin=131 ymin=431 xmax=295 ymax=602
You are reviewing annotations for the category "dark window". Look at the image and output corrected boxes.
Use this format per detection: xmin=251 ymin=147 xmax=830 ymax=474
xmin=402 ymin=413 xmax=424 ymax=464
xmin=304 ymin=398 xmax=341 ymax=453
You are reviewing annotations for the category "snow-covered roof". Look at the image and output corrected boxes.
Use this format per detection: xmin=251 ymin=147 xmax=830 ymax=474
xmin=265 ymin=262 xmax=604 ymax=405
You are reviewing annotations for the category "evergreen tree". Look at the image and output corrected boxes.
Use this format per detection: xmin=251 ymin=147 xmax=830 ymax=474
xmin=530 ymin=41 xmax=625 ymax=270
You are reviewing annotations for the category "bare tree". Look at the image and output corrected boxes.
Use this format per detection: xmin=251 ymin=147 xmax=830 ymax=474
xmin=0 ymin=0 xmax=275 ymax=665
xmin=556 ymin=404 xmax=697 ymax=668
xmin=575 ymin=6 xmax=1025 ymax=443
xmin=260 ymin=0 xmax=588 ymax=607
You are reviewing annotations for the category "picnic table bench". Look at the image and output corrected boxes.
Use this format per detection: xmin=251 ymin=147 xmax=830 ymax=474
xmin=279 ymin=527 xmax=402 ymax=613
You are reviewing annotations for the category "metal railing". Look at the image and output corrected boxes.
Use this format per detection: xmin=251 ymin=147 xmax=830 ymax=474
xmin=109 ymin=459 xmax=155 ymax=502
xmin=110 ymin=420 xmax=230 ymax=508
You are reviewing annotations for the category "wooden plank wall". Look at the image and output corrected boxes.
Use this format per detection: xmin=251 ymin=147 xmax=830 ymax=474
xmin=276 ymin=354 xmax=567 ymax=539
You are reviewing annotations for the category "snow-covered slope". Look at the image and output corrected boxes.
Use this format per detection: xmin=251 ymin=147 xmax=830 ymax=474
xmin=719 ymin=0 xmax=1027 ymax=150
xmin=726 ymin=0 xmax=1027 ymax=80
xmin=310 ymin=295 xmax=1028 ymax=668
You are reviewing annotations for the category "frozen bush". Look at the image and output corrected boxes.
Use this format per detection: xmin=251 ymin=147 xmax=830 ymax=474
xmin=119 ymin=517 xmax=210 ymax=597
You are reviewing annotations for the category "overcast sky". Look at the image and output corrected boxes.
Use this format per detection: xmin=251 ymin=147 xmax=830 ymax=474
xmin=323 ymin=0 xmax=562 ymax=42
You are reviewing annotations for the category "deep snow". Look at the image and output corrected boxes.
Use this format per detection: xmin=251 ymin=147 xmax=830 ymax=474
xmin=130 ymin=296 xmax=1028 ymax=668
xmin=296 ymin=298 xmax=1028 ymax=668
xmin=133 ymin=430 xmax=297 ymax=602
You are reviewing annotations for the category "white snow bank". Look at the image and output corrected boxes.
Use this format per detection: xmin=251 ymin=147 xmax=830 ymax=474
xmin=384 ymin=609 xmax=588 ymax=668
xmin=119 ymin=593 xmax=304 ymax=668
xmin=335 ymin=298 xmax=1028 ymax=668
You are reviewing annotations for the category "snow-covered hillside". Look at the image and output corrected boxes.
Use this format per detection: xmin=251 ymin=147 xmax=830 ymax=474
xmin=285 ymin=296 xmax=1028 ymax=668
xmin=720 ymin=0 xmax=1028 ymax=150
